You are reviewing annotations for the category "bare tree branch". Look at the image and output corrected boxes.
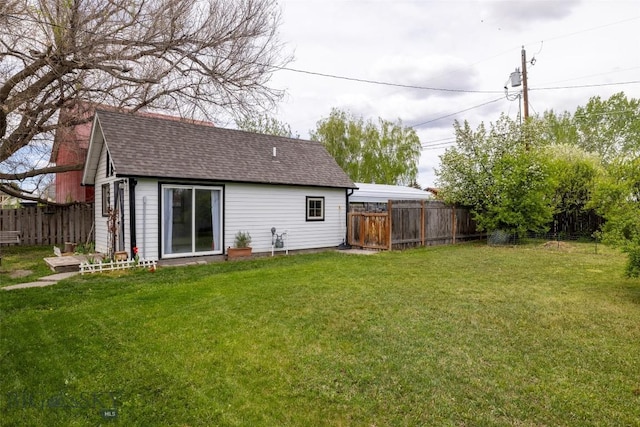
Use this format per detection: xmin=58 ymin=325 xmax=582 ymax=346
xmin=0 ymin=161 xmax=83 ymax=180
xmin=0 ymin=181 xmax=82 ymax=206
xmin=1 ymin=0 xmax=290 ymax=203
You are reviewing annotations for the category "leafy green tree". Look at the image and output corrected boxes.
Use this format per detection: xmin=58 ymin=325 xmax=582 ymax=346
xmin=573 ymin=93 xmax=640 ymax=163
xmin=545 ymin=145 xmax=602 ymax=230
xmin=436 ymin=115 xmax=554 ymax=237
xmin=235 ymin=114 xmax=299 ymax=138
xmin=483 ymin=148 xmax=555 ymax=236
xmin=537 ymin=110 xmax=578 ymax=146
xmin=436 ymin=116 xmax=518 ymax=210
xmin=310 ymin=109 xmax=421 ymax=185
xmin=438 ymin=93 xmax=640 ymax=274
xmin=590 ymin=157 xmax=640 ymax=277
xmin=568 ymin=93 xmax=640 ymax=275
xmin=539 ymin=93 xmax=640 ymax=163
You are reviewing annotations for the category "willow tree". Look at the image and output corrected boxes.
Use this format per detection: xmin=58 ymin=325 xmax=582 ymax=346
xmin=0 ymin=0 xmax=289 ymax=203
xmin=311 ymin=108 xmax=421 ymax=186
xmin=235 ymin=113 xmax=299 ymax=138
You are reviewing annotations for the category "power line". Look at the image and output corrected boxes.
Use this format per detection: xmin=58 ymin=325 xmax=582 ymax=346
xmin=418 ymin=105 xmax=640 ymax=151
xmin=574 ymin=108 xmax=640 ymax=119
xmin=5 ymin=11 xmax=640 ymax=97
xmin=6 ymin=8 xmax=640 ymax=144
xmin=421 ymin=141 xmax=456 ymax=150
xmin=422 ymin=136 xmax=456 ymax=144
xmin=422 ymin=138 xmax=455 ymax=147
xmin=539 ymin=66 xmax=640 ymax=86
xmin=274 ymin=66 xmax=502 ymax=94
xmin=278 ymin=16 xmax=640 ymax=96
xmin=530 ymin=80 xmax=640 ymax=91
xmin=2 ymin=11 xmax=501 ymax=95
xmin=411 ymin=97 xmax=504 ymax=128
xmin=531 ymin=15 xmax=640 ymax=45
xmin=422 ymin=144 xmax=455 ymax=151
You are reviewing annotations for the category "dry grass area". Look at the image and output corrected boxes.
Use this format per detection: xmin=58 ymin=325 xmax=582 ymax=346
xmin=541 ymin=240 xmax=574 ymax=250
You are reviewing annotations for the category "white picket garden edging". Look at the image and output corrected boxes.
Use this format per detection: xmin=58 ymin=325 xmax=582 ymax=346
xmin=80 ymin=258 xmax=157 ymax=274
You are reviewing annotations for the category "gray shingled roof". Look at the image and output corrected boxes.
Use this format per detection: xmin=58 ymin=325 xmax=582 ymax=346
xmin=94 ymin=109 xmax=356 ymax=189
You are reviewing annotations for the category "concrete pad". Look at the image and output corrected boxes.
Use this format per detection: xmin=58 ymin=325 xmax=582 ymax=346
xmin=38 ymin=272 xmax=79 ymax=281
xmin=158 ymin=254 xmax=225 ymax=267
xmin=338 ymin=249 xmax=380 ymax=255
xmin=3 ymin=281 xmax=57 ymax=291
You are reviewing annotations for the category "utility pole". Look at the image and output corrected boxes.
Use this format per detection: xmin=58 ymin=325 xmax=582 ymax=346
xmin=521 ymin=46 xmax=529 ymax=121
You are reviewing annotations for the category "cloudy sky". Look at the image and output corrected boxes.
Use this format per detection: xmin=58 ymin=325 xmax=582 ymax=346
xmin=266 ymin=0 xmax=640 ymax=187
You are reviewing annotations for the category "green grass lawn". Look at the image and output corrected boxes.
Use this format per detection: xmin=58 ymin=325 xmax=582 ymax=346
xmin=0 ymin=245 xmax=55 ymax=286
xmin=1 ymin=242 xmax=639 ymax=426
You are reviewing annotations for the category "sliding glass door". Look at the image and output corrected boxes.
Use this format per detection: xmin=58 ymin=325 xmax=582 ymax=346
xmin=162 ymin=185 xmax=222 ymax=257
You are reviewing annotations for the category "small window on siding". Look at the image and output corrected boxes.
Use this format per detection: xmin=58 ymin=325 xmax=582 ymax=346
xmin=101 ymin=183 xmax=110 ymax=216
xmin=106 ymin=150 xmax=114 ymax=177
xmin=306 ymin=196 xmax=325 ymax=221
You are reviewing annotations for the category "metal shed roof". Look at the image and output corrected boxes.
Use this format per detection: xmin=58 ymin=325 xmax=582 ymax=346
xmin=350 ymin=183 xmax=433 ymax=203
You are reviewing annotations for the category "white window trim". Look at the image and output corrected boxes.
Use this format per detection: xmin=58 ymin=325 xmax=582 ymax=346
xmin=101 ymin=183 xmax=110 ymax=217
xmin=306 ymin=196 xmax=325 ymax=221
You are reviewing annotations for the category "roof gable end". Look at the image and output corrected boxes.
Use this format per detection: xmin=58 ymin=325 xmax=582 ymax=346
xmin=81 ymin=114 xmax=105 ymax=186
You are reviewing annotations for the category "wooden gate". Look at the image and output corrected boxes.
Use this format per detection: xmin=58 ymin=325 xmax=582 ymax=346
xmin=347 ymin=212 xmax=389 ymax=250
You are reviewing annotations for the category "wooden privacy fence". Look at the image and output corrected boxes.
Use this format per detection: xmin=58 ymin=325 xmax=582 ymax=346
xmin=348 ymin=200 xmax=481 ymax=250
xmin=0 ymin=203 xmax=94 ymax=246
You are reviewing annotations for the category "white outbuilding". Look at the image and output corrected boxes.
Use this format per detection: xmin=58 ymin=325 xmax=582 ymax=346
xmin=82 ymin=109 xmax=356 ymax=261
xmin=349 ymin=182 xmax=433 ymax=212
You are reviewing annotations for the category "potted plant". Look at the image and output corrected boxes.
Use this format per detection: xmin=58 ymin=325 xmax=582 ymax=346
xmin=227 ymin=231 xmax=252 ymax=259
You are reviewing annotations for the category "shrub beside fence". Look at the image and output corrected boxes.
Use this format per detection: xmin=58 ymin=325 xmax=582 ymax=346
xmin=0 ymin=203 xmax=94 ymax=246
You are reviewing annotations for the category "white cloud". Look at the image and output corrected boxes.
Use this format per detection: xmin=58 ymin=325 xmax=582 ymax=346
xmin=481 ymin=0 xmax=582 ymax=30
xmin=269 ymin=0 xmax=640 ymax=187
xmin=372 ymin=55 xmax=480 ymax=100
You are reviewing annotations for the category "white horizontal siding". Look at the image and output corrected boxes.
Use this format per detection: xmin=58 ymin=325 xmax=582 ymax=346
xmin=224 ymin=184 xmax=347 ymax=253
xmin=93 ymin=143 xmax=131 ymax=257
xmin=122 ymin=183 xmax=130 ymax=255
xmin=93 ymin=146 xmax=112 ymax=254
xmin=97 ymin=180 xmax=348 ymax=259
xmin=133 ymin=179 xmax=159 ymax=261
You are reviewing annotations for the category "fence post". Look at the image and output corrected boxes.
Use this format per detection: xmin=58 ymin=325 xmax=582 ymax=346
xmin=452 ymin=204 xmax=457 ymax=244
xmin=387 ymin=200 xmax=393 ymax=250
xmin=420 ymin=200 xmax=425 ymax=247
